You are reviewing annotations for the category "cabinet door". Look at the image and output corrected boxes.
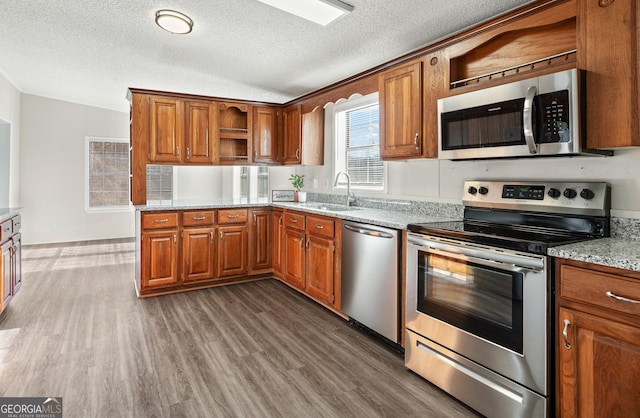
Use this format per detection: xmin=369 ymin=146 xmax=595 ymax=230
xmin=301 ymin=107 xmax=324 ymax=165
xmin=284 ymin=227 xmax=305 ymax=289
xmin=150 ymin=96 xmax=184 ymax=162
xmin=183 ymin=227 xmax=216 ymax=282
xmin=142 ymin=229 xmax=179 ymax=289
xmin=272 ymin=211 xmax=284 ymax=274
xmin=578 ymin=0 xmax=640 ymax=148
xmin=423 ymin=51 xmax=447 ymax=158
xmin=305 ymin=234 xmax=334 ymax=305
xmin=558 ymin=307 xmax=640 ymax=417
xmin=253 ymin=106 xmax=279 ymax=164
xmin=282 ymin=105 xmax=302 ymax=164
xmin=12 ymin=233 xmax=21 ymax=295
xmin=249 ymin=210 xmax=272 ymax=274
xmin=218 ymin=226 xmax=248 ymax=278
xmin=379 ymin=60 xmax=423 ymax=159
xmin=185 ymin=100 xmax=215 ymax=163
xmin=1 ymin=240 xmax=12 ymax=311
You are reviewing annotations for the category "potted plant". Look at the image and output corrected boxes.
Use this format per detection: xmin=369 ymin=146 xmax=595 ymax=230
xmin=289 ymin=174 xmax=306 ymax=202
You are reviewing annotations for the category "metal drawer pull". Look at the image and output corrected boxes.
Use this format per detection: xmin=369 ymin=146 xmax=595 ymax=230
xmin=193 ymin=216 xmax=206 ymax=221
xmin=413 ymin=133 xmax=419 ymax=150
xmin=315 ymin=225 xmax=324 ymax=229
xmin=290 ymin=219 xmax=298 ymax=223
xmin=605 ymin=291 xmax=640 ymax=304
xmin=227 ymin=214 xmax=239 ymax=219
xmin=562 ymin=319 xmax=571 ymax=349
xmin=154 ymin=219 xmax=169 ymax=223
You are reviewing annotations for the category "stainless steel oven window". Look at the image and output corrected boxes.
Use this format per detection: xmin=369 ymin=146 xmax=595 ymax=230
xmin=417 ymin=250 xmax=524 ymax=353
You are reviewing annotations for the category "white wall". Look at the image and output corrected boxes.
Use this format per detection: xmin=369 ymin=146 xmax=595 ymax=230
xmin=19 ymin=94 xmax=133 ymax=244
xmin=0 ymin=71 xmax=21 ymax=208
xmin=174 ymin=165 xmax=231 ymax=200
xmin=271 ymin=101 xmax=640 ymax=218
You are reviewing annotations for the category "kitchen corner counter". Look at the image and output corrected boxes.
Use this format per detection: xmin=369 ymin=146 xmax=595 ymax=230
xmin=549 ymin=238 xmax=640 ymax=272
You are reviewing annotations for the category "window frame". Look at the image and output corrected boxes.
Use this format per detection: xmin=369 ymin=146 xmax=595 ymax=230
xmin=332 ymin=92 xmax=387 ymax=194
xmin=84 ymin=136 xmax=132 ymax=213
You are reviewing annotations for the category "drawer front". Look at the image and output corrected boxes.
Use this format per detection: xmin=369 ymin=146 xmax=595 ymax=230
xmin=0 ymin=220 xmax=12 ymax=242
xmin=218 ymin=208 xmax=248 ymax=224
xmin=306 ymin=216 xmax=335 ymax=239
xmin=183 ymin=210 xmax=215 ymax=227
xmin=141 ymin=212 xmax=179 ymax=230
xmin=284 ymin=212 xmax=305 ymax=230
xmin=560 ymin=265 xmax=640 ymax=318
xmin=11 ymin=214 xmax=21 ymax=233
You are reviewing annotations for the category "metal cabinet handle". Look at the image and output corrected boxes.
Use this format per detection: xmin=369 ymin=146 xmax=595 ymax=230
xmin=606 ymin=291 xmax=640 ymax=304
xmin=176 ymin=145 xmax=180 ymax=157
xmin=210 ymin=231 xmax=214 ymax=243
xmin=290 ymin=219 xmax=298 ymax=223
xmin=315 ymin=225 xmax=324 ymax=229
xmin=413 ymin=133 xmax=419 ymax=150
xmin=193 ymin=216 xmax=206 ymax=221
xmin=253 ymin=214 xmax=257 ymax=225
xmin=173 ymin=234 xmax=177 ymax=246
xmin=562 ymin=319 xmax=572 ymax=349
xmin=306 ymin=239 xmax=310 ymax=249
xmin=220 ymin=231 xmax=223 ymax=241
xmin=295 ymin=149 xmax=300 ymax=159
xmin=186 ymin=147 xmax=191 ymax=159
xmin=154 ymin=219 xmax=169 ymax=223
xmin=227 ymin=214 xmax=239 ymax=219
xmin=279 ymin=217 xmax=283 ymax=227
xmin=523 ymin=86 xmax=538 ymax=154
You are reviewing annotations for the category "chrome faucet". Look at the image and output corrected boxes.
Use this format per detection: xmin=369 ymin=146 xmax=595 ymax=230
xmin=334 ymin=171 xmax=355 ymax=207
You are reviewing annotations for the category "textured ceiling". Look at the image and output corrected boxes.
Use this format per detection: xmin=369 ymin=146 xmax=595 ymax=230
xmin=0 ymin=0 xmax=535 ymax=112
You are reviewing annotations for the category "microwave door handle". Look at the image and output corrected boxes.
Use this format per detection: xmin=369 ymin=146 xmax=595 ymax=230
xmin=523 ymin=85 xmax=538 ymax=154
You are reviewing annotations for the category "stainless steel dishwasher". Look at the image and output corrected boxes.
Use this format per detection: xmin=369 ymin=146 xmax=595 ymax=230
xmin=341 ymin=220 xmax=400 ymax=343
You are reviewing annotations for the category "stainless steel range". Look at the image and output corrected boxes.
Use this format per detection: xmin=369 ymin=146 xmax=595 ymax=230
xmin=405 ymin=180 xmax=610 ymax=418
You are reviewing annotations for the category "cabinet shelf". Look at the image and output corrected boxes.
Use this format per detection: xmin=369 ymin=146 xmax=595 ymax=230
xmin=219 ymin=128 xmax=249 ymax=139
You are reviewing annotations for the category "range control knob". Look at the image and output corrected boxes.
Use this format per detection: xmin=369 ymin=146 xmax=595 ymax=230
xmin=563 ymin=188 xmax=577 ymax=199
xmin=580 ymin=188 xmax=595 ymax=200
xmin=548 ymin=188 xmax=561 ymax=199
xmin=478 ymin=187 xmax=489 ymax=195
xmin=468 ymin=186 xmax=478 ymax=195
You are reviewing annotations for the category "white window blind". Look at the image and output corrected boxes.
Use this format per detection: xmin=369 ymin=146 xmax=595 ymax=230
xmin=334 ymin=93 xmax=385 ymax=191
xmin=86 ymin=138 xmax=130 ymax=210
xmin=146 ymin=165 xmax=173 ymax=202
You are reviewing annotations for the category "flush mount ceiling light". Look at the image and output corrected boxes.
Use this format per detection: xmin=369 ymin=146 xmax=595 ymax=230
xmin=255 ymin=0 xmax=353 ymax=26
xmin=155 ymin=10 xmax=193 ymax=34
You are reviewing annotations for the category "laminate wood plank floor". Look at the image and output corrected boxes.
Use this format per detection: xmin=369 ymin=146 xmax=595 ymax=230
xmin=0 ymin=239 xmax=480 ymax=418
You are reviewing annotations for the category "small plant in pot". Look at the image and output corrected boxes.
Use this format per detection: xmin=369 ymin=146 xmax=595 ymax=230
xmin=289 ymin=174 xmax=306 ymax=202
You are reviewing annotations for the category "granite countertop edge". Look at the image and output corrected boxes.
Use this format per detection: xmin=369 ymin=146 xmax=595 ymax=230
xmin=0 ymin=208 xmax=23 ymax=223
xmin=549 ymin=237 xmax=640 ymax=272
xmin=136 ymin=201 xmax=458 ymax=230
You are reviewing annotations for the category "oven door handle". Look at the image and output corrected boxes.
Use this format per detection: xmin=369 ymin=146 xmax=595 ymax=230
xmin=408 ymin=235 xmax=545 ymax=271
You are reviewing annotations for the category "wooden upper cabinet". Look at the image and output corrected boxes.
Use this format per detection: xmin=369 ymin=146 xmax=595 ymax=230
xmin=252 ymin=106 xmax=279 ymax=164
xmin=423 ymin=51 xmax=447 ymax=158
xmin=149 ymin=96 xmax=184 ymax=163
xmin=184 ymin=100 xmax=216 ymax=164
xmin=578 ymin=0 xmax=640 ymax=148
xmin=379 ymin=60 xmax=424 ymax=160
xmin=218 ymin=102 xmax=252 ymax=164
xmin=301 ymin=106 xmax=324 ymax=165
xmin=283 ymin=104 xmax=302 ymax=164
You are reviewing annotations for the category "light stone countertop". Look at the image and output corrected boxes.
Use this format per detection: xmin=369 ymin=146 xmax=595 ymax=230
xmin=548 ymin=238 xmax=640 ymax=272
xmin=0 ymin=208 xmax=22 ymax=223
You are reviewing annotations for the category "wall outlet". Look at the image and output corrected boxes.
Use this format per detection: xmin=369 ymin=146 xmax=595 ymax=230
xmin=313 ymin=178 xmax=318 ymax=189
xmin=54 ymin=221 xmax=61 ymax=228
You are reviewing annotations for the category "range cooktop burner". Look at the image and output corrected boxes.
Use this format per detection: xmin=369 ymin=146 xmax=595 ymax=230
xmin=408 ymin=180 xmax=611 ymax=255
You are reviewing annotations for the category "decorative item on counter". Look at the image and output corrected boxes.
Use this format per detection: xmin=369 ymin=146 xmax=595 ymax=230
xmin=289 ymin=174 xmax=305 ymax=202
xmin=272 ymin=190 xmax=295 ymax=202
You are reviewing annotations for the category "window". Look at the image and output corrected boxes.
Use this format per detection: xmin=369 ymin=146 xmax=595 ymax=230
xmin=85 ymin=137 xmax=130 ymax=211
xmin=334 ymin=92 xmax=385 ymax=191
xmin=236 ymin=166 xmax=270 ymax=200
xmin=146 ymin=165 xmax=174 ymax=202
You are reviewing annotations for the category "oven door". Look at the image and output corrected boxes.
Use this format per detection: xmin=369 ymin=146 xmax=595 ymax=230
xmin=405 ymin=233 xmax=549 ymax=396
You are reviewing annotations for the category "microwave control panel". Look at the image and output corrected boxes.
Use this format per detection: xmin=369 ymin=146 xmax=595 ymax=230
xmin=538 ymin=90 xmax=570 ymax=143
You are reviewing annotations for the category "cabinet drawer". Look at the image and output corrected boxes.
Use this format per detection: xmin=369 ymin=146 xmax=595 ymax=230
xmin=142 ymin=212 xmax=179 ymax=230
xmin=560 ymin=265 xmax=640 ymax=318
xmin=1 ymin=220 xmax=13 ymax=241
xmin=11 ymin=214 xmax=21 ymax=233
xmin=306 ymin=216 xmax=335 ymax=239
xmin=284 ymin=212 xmax=305 ymax=230
xmin=218 ymin=209 xmax=248 ymax=224
xmin=183 ymin=210 xmax=215 ymax=227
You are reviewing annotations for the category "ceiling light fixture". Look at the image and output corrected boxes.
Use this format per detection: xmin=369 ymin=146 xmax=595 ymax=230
xmin=155 ymin=10 xmax=193 ymax=34
xmin=255 ymin=0 xmax=353 ymax=26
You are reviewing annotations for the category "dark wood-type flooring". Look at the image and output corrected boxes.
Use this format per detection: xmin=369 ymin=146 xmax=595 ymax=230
xmin=0 ymin=239 xmax=479 ymax=417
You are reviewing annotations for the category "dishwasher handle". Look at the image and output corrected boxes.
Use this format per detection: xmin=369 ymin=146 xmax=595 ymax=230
xmin=344 ymin=223 xmax=394 ymax=239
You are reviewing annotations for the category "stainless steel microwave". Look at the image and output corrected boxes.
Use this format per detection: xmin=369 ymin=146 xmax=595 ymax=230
xmin=437 ymin=68 xmax=600 ymax=160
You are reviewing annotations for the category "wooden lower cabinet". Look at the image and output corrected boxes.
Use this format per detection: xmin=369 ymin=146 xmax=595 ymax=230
xmin=249 ymin=209 xmax=272 ymax=274
xmin=182 ymin=227 xmax=215 ymax=282
xmin=556 ymin=259 xmax=640 ymax=417
xmin=142 ymin=229 xmax=179 ymax=289
xmin=305 ymin=234 xmax=334 ymax=305
xmin=272 ymin=210 xmax=284 ymax=274
xmin=218 ymin=225 xmax=248 ymax=278
xmin=284 ymin=227 xmax=305 ymax=289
